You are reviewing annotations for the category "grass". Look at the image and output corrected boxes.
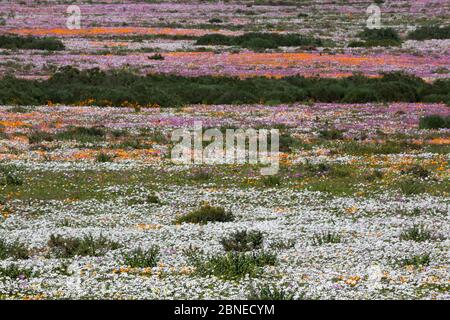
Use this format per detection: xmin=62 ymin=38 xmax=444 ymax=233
xmin=400 ymin=225 xmax=433 ymax=242
xmin=221 ymin=230 xmax=263 ymax=252
xmin=123 ymin=246 xmax=159 ymax=268
xmin=47 ymin=234 xmax=121 ymax=258
xmin=186 ymin=249 xmax=277 ymax=280
xmin=407 ymin=25 xmax=450 ymax=40
xmin=174 ymin=204 xmax=234 ymax=224
xmin=0 ymin=240 xmax=30 ymax=260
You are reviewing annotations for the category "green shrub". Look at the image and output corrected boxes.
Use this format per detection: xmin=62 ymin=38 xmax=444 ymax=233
xmin=318 ymin=128 xmax=344 ymax=140
xmin=400 ymin=254 xmax=430 ymax=267
xmin=312 ymin=232 xmax=342 ymax=245
xmin=148 ymin=53 xmax=164 ymax=60
xmin=47 ymin=234 xmax=121 ymax=258
xmin=398 ymin=179 xmax=426 ymax=195
xmin=0 ymin=35 xmax=64 ymax=51
xmin=247 ymin=284 xmax=296 ymax=300
xmin=400 ymin=225 xmax=433 ymax=242
xmin=262 ymin=175 xmax=281 ymax=187
xmin=28 ymin=131 xmax=54 ymax=144
xmin=196 ymin=32 xmax=322 ymax=49
xmin=0 ymin=239 xmax=30 ymax=260
xmin=96 ymin=152 xmax=114 ymax=163
xmin=0 ymin=264 xmax=34 ymax=279
xmin=400 ymin=164 xmax=429 ymax=178
xmin=358 ymin=28 xmax=401 ymax=41
xmin=407 ymin=25 xmax=450 ymax=40
xmin=187 ymin=249 xmax=277 ymax=280
xmin=56 ymin=126 xmax=106 ymax=142
xmin=0 ymin=164 xmax=23 ymax=186
xmin=174 ymin=204 xmax=234 ymax=224
xmin=124 ymin=246 xmax=159 ymax=268
xmin=419 ymin=115 xmax=450 ymax=129
xmin=221 ymin=230 xmax=263 ymax=252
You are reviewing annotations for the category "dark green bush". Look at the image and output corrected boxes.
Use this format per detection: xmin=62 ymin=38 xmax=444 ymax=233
xmin=47 ymin=234 xmax=121 ymax=258
xmin=400 ymin=254 xmax=430 ymax=267
xmin=247 ymin=284 xmax=296 ymax=300
xmin=400 ymin=225 xmax=433 ymax=242
xmin=0 ymin=164 xmax=23 ymax=186
xmin=419 ymin=115 xmax=450 ymax=129
xmin=221 ymin=230 xmax=263 ymax=252
xmin=124 ymin=246 xmax=159 ymax=268
xmin=0 ymin=264 xmax=34 ymax=279
xmin=187 ymin=249 xmax=277 ymax=280
xmin=0 ymin=35 xmax=64 ymax=51
xmin=196 ymin=32 xmax=322 ymax=49
xmin=0 ymin=239 xmax=30 ymax=260
xmin=312 ymin=232 xmax=342 ymax=245
xmin=0 ymin=68 xmax=446 ymax=107
xmin=174 ymin=204 xmax=234 ymax=224
xmin=407 ymin=25 xmax=450 ymax=40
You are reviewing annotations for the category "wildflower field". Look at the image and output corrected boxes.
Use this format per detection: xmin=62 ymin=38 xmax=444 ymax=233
xmin=0 ymin=0 xmax=449 ymax=301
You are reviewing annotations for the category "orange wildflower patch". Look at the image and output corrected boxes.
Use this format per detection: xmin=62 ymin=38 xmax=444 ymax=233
xmin=8 ymin=27 xmax=238 ymax=37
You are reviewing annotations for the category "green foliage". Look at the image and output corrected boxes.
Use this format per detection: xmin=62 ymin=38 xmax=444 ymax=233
xmin=318 ymin=128 xmax=344 ymax=140
xmin=0 ymin=35 xmax=65 ymax=51
xmin=28 ymin=131 xmax=54 ymax=144
xmin=247 ymin=284 xmax=296 ymax=300
xmin=196 ymin=32 xmax=323 ymax=50
xmin=0 ymin=164 xmax=23 ymax=186
xmin=124 ymin=246 xmax=159 ymax=268
xmin=96 ymin=152 xmax=114 ymax=163
xmin=0 ymin=68 xmax=445 ymax=106
xmin=400 ymin=254 xmax=430 ymax=267
xmin=400 ymin=225 xmax=433 ymax=242
xmin=0 ymin=264 xmax=33 ymax=279
xmin=407 ymin=25 xmax=450 ymax=40
xmin=400 ymin=164 xmax=429 ymax=178
xmin=47 ymin=234 xmax=121 ymax=258
xmin=351 ymin=28 xmax=402 ymax=47
xmin=56 ymin=126 xmax=106 ymax=142
xmin=148 ymin=53 xmax=164 ymax=60
xmin=174 ymin=204 xmax=234 ymax=224
xmin=419 ymin=115 xmax=450 ymax=129
xmin=221 ymin=230 xmax=263 ymax=252
xmin=262 ymin=175 xmax=281 ymax=187
xmin=312 ymin=232 xmax=342 ymax=245
xmin=186 ymin=249 xmax=277 ymax=280
xmin=398 ymin=179 xmax=426 ymax=195
xmin=0 ymin=239 xmax=30 ymax=260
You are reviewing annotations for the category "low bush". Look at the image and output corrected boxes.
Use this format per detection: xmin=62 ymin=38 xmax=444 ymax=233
xmin=221 ymin=230 xmax=263 ymax=252
xmin=400 ymin=225 xmax=433 ymax=242
xmin=419 ymin=115 xmax=450 ymax=129
xmin=0 ymin=35 xmax=65 ymax=51
xmin=312 ymin=232 xmax=342 ymax=245
xmin=174 ymin=204 xmax=234 ymax=224
xmin=47 ymin=234 xmax=121 ymax=258
xmin=407 ymin=25 xmax=450 ymax=40
xmin=187 ymin=249 xmax=277 ymax=280
xmin=247 ymin=284 xmax=296 ymax=300
xmin=0 ymin=239 xmax=30 ymax=260
xmin=0 ymin=164 xmax=23 ymax=186
xmin=124 ymin=246 xmax=159 ymax=268
xmin=400 ymin=254 xmax=430 ymax=267
xmin=96 ymin=152 xmax=114 ymax=163
xmin=0 ymin=264 xmax=34 ymax=279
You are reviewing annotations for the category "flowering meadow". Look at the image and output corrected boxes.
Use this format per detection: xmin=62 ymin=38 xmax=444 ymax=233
xmin=0 ymin=0 xmax=449 ymax=301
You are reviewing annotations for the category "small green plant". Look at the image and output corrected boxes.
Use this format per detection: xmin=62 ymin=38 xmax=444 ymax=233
xmin=28 ymin=131 xmax=54 ymax=144
xmin=0 ymin=239 xmax=30 ymax=260
xmin=186 ymin=249 xmax=277 ymax=280
xmin=221 ymin=230 xmax=263 ymax=252
xmin=146 ymin=193 xmax=160 ymax=204
xmin=148 ymin=53 xmax=164 ymax=60
xmin=400 ymin=225 xmax=433 ymax=242
xmin=56 ymin=126 xmax=106 ymax=142
xmin=0 ymin=264 xmax=34 ymax=279
xmin=312 ymin=232 xmax=342 ymax=245
xmin=96 ymin=152 xmax=114 ymax=163
xmin=0 ymin=164 xmax=23 ymax=186
xmin=407 ymin=25 xmax=450 ymax=40
xmin=124 ymin=246 xmax=159 ymax=268
xmin=398 ymin=179 xmax=426 ymax=195
xmin=419 ymin=115 xmax=450 ymax=129
xmin=400 ymin=254 xmax=431 ymax=267
xmin=174 ymin=204 xmax=234 ymax=224
xmin=262 ymin=175 xmax=281 ymax=187
xmin=247 ymin=284 xmax=296 ymax=300
xmin=400 ymin=164 xmax=429 ymax=178
xmin=318 ymin=128 xmax=344 ymax=140
xmin=0 ymin=35 xmax=64 ymax=51
xmin=47 ymin=234 xmax=121 ymax=258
